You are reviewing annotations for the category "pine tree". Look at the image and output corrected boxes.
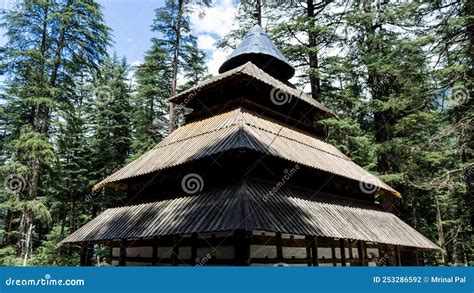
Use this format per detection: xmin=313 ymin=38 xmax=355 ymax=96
xmin=89 ymin=55 xmax=131 ymax=215
xmin=151 ymin=0 xmax=210 ymax=132
xmin=0 ymin=0 xmax=110 ymax=258
xmin=130 ymin=42 xmax=172 ymax=158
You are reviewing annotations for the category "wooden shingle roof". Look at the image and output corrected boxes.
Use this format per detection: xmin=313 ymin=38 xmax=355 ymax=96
xmin=61 ymin=180 xmax=438 ymax=250
xmin=167 ymin=61 xmax=333 ymax=119
xmin=93 ymin=108 xmax=399 ymax=197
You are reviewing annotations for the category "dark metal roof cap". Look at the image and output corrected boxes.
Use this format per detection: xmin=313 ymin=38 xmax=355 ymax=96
xmin=218 ymin=25 xmax=295 ymax=81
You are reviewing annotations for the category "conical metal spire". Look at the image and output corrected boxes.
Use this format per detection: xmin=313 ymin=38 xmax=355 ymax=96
xmin=219 ymin=25 xmax=295 ymax=81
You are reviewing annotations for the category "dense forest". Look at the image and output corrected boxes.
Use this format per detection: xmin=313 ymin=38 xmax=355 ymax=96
xmin=0 ymin=0 xmax=471 ymax=266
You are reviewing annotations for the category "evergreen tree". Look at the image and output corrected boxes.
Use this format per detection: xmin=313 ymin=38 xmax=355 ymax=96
xmin=151 ymin=0 xmax=210 ymax=131
xmin=130 ymin=42 xmax=172 ymax=158
xmin=0 ymin=0 xmax=110 ymax=258
xmin=87 ymin=55 xmax=131 ymax=221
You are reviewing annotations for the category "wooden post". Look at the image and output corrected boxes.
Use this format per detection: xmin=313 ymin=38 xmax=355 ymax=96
xmin=396 ymin=246 xmax=401 ymax=266
xmin=415 ymin=250 xmax=420 ymax=266
xmin=172 ymin=235 xmax=179 ymax=266
xmin=152 ymin=237 xmax=159 ymax=266
xmin=276 ymin=232 xmax=283 ymax=261
xmin=235 ymin=230 xmax=251 ymax=266
xmin=80 ymin=243 xmax=87 ymax=266
xmin=305 ymin=236 xmax=312 ymax=266
xmin=357 ymin=241 xmax=365 ymax=266
xmin=340 ymin=239 xmax=346 ymax=266
xmin=348 ymin=240 xmax=354 ymax=261
xmin=331 ymin=239 xmax=337 ymax=266
xmin=311 ymin=236 xmax=318 ymax=266
xmin=119 ymin=239 xmax=127 ymax=266
xmin=191 ymin=233 xmax=197 ymax=266
xmin=109 ymin=240 xmax=113 ymax=265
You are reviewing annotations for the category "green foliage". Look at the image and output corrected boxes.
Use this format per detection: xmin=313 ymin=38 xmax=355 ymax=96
xmin=0 ymin=0 xmax=470 ymax=266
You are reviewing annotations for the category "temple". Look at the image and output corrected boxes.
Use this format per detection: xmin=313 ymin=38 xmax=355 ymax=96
xmin=61 ymin=25 xmax=439 ymax=266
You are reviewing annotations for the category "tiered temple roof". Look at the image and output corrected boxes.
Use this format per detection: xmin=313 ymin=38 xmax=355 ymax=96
xmin=62 ymin=25 xmax=439 ymax=260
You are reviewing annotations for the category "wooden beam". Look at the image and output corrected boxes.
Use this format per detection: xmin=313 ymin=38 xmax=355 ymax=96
xmin=331 ymin=239 xmax=337 ymax=266
xmin=305 ymin=236 xmax=312 ymax=266
xmin=109 ymin=240 xmax=113 ymax=265
xmin=415 ymin=250 xmax=420 ymax=266
xmin=396 ymin=246 xmax=401 ymax=266
xmin=152 ymin=237 xmax=158 ymax=266
xmin=340 ymin=239 xmax=346 ymax=266
xmin=172 ymin=235 xmax=179 ymax=266
xmin=276 ymin=232 xmax=283 ymax=260
xmin=348 ymin=240 xmax=354 ymax=260
xmin=119 ymin=239 xmax=127 ymax=266
xmin=357 ymin=241 xmax=365 ymax=266
xmin=191 ymin=233 xmax=197 ymax=266
xmin=80 ymin=243 xmax=87 ymax=266
xmin=311 ymin=236 xmax=318 ymax=266
xmin=234 ymin=230 xmax=250 ymax=266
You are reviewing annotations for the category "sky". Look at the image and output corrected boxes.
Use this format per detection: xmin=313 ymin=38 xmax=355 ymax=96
xmin=99 ymin=0 xmax=237 ymax=74
xmin=0 ymin=0 xmax=238 ymax=77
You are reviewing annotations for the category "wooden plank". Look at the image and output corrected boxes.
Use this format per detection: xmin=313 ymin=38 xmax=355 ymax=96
xmin=251 ymin=235 xmax=309 ymax=247
xmin=415 ymin=250 xmax=420 ymax=266
xmin=152 ymin=237 xmax=158 ymax=266
xmin=110 ymin=256 xmax=243 ymax=265
xmin=109 ymin=240 xmax=113 ymax=264
xmin=311 ymin=236 xmax=318 ymax=266
xmin=80 ymin=243 xmax=87 ymax=266
xmin=357 ymin=241 xmax=365 ymax=266
xmin=396 ymin=246 xmax=401 ymax=266
xmin=305 ymin=236 xmax=312 ymax=266
xmin=348 ymin=240 xmax=354 ymax=260
xmin=111 ymin=236 xmax=235 ymax=248
xmin=234 ymin=230 xmax=250 ymax=266
xmin=172 ymin=235 xmax=179 ymax=266
xmin=119 ymin=239 xmax=127 ymax=266
xmin=191 ymin=233 xmax=197 ymax=266
xmin=276 ymin=232 xmax=283 ymax=259
xmin=251 ymin=258 xmax=313 ymax=264
xmin=340 ymin=239 xmax=346 ymax=266
xmin=331 ymin=239 xmax=337 ymax=266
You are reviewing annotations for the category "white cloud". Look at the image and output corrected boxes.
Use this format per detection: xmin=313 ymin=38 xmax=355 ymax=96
xmin=207 ymin=49 xmax=232 ymax=76
xmin=189 ymin=0 xmax=237 ymax=75
xmin=197 ymin=34 xmax=216 ymax=52
xmin=189 ymin=0 xmax=236 ymax=38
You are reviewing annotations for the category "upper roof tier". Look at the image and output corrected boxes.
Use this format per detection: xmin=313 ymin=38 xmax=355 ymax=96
xmin=219 ymin=25 xmax=295 ymax=81
xmin=93 ymin=108 xmax=399 ymax=198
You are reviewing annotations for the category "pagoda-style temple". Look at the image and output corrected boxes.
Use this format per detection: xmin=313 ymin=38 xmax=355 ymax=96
xmin=61 ymin=25 xmax=439 ymax=266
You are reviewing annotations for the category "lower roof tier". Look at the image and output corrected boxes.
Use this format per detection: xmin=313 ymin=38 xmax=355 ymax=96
xmin=61 ymin=180 xmax=438 ymax=250
xmin=93 ymin=108 xmax=399 ymax=198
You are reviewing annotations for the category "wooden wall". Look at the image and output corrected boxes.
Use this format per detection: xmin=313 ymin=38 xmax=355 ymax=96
xmin=100 ymin=230 xmax=420 ymax=266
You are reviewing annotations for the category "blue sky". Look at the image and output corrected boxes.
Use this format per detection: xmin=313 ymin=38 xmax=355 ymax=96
xmin=0 ymin=0 xmax=237 ymax=77
xmin=99 ymin=0 xmax=161 ymax=64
